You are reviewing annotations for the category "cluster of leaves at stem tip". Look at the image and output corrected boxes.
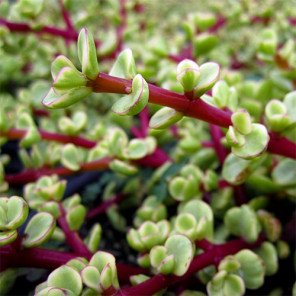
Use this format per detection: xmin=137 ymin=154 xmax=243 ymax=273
xmin=0 ymin=0 xmax=296 ymax=296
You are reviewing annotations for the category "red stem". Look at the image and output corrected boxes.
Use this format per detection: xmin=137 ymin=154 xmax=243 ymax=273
xmin=117 ymin=235 xmax=265 ymax=296
xmin=86 ymin=194 xmax=126 ymax=220
xmin=0 ymin=245 xmax=147 ymax=284
xmin=57 ymin=202 xmax=91 ymax=256
xmin=5 ymin=157 xmax=113 ymax=184
xmin=1 ymin=128 xmax=97 ymax=149
xmin=89 ymin=73 xmax=296 ymax=159
xmin=209 ymin=124 xmax=228 ymax=164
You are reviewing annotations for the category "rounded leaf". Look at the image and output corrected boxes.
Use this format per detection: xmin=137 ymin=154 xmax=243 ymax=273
xmin=255 ymin=242 xmax=278 ymax=276
xmin=61 ymin=144 xmax=80 ymax=171
xmin=212 ymin=80 xmax=230 ymax=109
xmin=22 ymin=212 xmax=56 ymax=248
xmin=51 ymin=55 xmax=77 ymax=80
xmin=193 ymin=62 xmax=220 ymax=97
xmin=176 ymin=59 xmax=201 ymax=92
xmin=234 ymin=250 xmax=264 ymax=289
xmin=231 ymin=110 xmax=252 ymax=135
xmin=272 ymin=159 xmax=296 ymax=187
xmin=0 ymin=230 xmax=18 ymax=247
xmin=66 ymin=204 xmax=86 ymax=231
xmin=5 ymin=196 xmax=29 ymax=230
xmin=165 ymin=234 xmax=194 ymax=276
xmin=126 ymin=139 xmax=148 ymax=159
xmin=109 ymin=48 xmax=136 ymax=79
xmin=232 ymin=124 xmax=269 ymax=159
xmin=81 ymin=265 xmax=100 ymax=291
xmin=48 ymin=265 xmax=82 ymax=295
xmin=112 ymin=74 xmax=149 ymax=116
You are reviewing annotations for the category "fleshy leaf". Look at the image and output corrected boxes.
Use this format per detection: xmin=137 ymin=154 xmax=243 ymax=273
xmin=109 ymin=48 xmax=136 ymax=79
xmin=193 ymin=34 xmax=219 ymax=57
xmin=112 ymin=74 xmax=149 ymax=116
xmin=193 ymin=62 xmax=220 ymax=97
xmin=165 ymin=234 xmax=194 ymax=276
xmin=0 ymin=230 xmax=18 ymax=247
xmin=42 ymin=86 xmax=92 ymax=109
xmin=226 ymin=126 xmax=245 ymax=148
xmin=234 ymin=250 xmax=264 ymax=289
xmin=61 ymin=144 xmax=80 ymax=171
xmin=22 ymin=212 xmax=56 ymax=248
xmin=51 ymin=55 xmax=77 ymax=80
xmin=149 ymin=107 xmax=183 ymax=129
xmin=232 ymin=124 xmax=269 ymax=159
xmin=48 ymin=266 xmax=83 ymax=295
xmin=231 ymin=110 xmax=252 ymax=135
xmin=212 ymin=80 xmax=230 ymax=109
xmin=109 ymin=159 xmax=138 ymax=176
xmin=283 ymin=91 xmax=296 ymax=122
xmin=53 ymin=67 xmax=87 ymax=93
xmin=224 ymin=205 xmax=261 ymax=243
xmin=66 ymin=204 xmax=86 ymax=231
xmin=126 ymin=139 xmax=149 ymax=159
xmin=77 ymin=28 xmax=99 ymax=79
xmin=20 ymin=127 xmax=42 ymax=148
xmin=84 ymin=223 xmax=102 ymax=253
xmin=255 ymin=242 xmax=278 ymax=276
xmin=176 ymin=59 xmax=201 ymax=92
xmin=81 ymin=265 xmax=100 ymax=291
xmin=271 ymin=158 xmax=296 ymax=187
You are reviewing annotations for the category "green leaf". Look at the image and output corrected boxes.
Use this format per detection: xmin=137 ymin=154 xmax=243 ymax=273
xmin=48 ymin=265 xmax=83 ymax=295
xmin=193 ymin=34 xmax=219 ymax=57
xmin=224 ymin=205 xmax=261 ymax=243
xmin=226 ymin=126 xmax=245 ymax=148
xmin=126 ymin=139 xmax=149 ymax=159
xmin=218 ymin=256 xmax=241 ymax=273
xmin=234 ymin=250 xmax=264 ymax=289
xmin=112 ymin=74 xmax=149 ymax=116
xmin=22 ymin=212 xmax=55 ymax=248
xmin=61 ymin=144 xmax=80 ymax=171
xmin=109 ymin=159 xmax=138 ymax=176
xmin=53 ymin=67 xmax=87 ymax=93
xmin=175 ymin=213 xmax=197 ymax=240
xmin=42 ymin=86 xmax=92 ymax=109
xmin=193 ymin=12 xmax=216 ymax=31
xmin=81 ymin=265 xmax=100 ymax=291
xmin=77 ymin=28 xmax=99 ymax=79
xmin=66 ymin=258 xmax=88 ymax=273
xmin=109 ymin=48 xmax=136 ymax=79
xmin=283 ymin=91 xmax=296 ymax=122
xmin=5 ymin=196 xmax=29 ymax=230
xmin=181 ymin=199 xmax=213 ymax=240
xmin=66 ymin=204 xmax=86 ymax=231
xmin=84 ymin=223 xmax=102 ymax=253
xmin=212 ymin=80 xmax=230 ymax=109
xmin=232 ymin=124 xmax=269 ymax=159
xmin=0 ymin=230 xmax=18 ymax=247
xmin=231 ymin=110 xmax=252 ymax=135
xmin=271 ymin=158 xmax=296 ymax=187
xmin=176 ymin=59 xmax=201 ymax=92
xmin=222 ymin=153 xmax=252 ymax=185
xmin=20 ymin=127 xmax=42 ymax=148
xmin=257 ymin=210 xmax=281 ymax=242
xmin=51 ymin=55 xmax=78 ymax=80
xmin=255 ymin=242 xmax=278 ymax=276
xmin=165 ymin=234 xmax=194 ymax=276
xmin=194 ymin=62 xmax=220 ymax=97
xmin=149 ymin=107 xmax=183 ymax=130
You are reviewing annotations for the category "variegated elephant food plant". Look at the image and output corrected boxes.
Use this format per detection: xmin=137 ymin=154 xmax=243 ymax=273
xmin=0 ymin=0 xmax=296 ymax=295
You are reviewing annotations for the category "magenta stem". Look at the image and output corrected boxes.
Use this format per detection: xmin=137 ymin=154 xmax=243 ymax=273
xmin=1 ymin=128 xmax=97 ymax=149
xmin=117 ymin=235 xmax=265 ymax=296
xmin=86 ymin=194 xmax=126 ymax=220
xmin=5 ymin=157 xmax=113 ymax=184
xmin=209 ymin=124 xmax=228 ymax=164
xmin=57 ymin=202 xmax=91 ymax=256
xmin=0 ymin=245 xmax=147 ymax=284
xmin=139 ymin=106 xmax=149 ymax=136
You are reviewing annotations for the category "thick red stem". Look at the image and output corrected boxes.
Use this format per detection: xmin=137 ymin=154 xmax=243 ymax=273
xmin=1 ymin=128 xmax=97 ymax=148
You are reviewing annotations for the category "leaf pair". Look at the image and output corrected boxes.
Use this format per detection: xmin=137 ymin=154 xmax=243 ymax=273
xmin=42 ymin=28 xmax=99 ymax=109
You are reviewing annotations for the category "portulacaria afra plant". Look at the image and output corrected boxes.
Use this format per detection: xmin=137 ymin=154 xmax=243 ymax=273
xmin=0 ymin=0 xmax=296 ymax=295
